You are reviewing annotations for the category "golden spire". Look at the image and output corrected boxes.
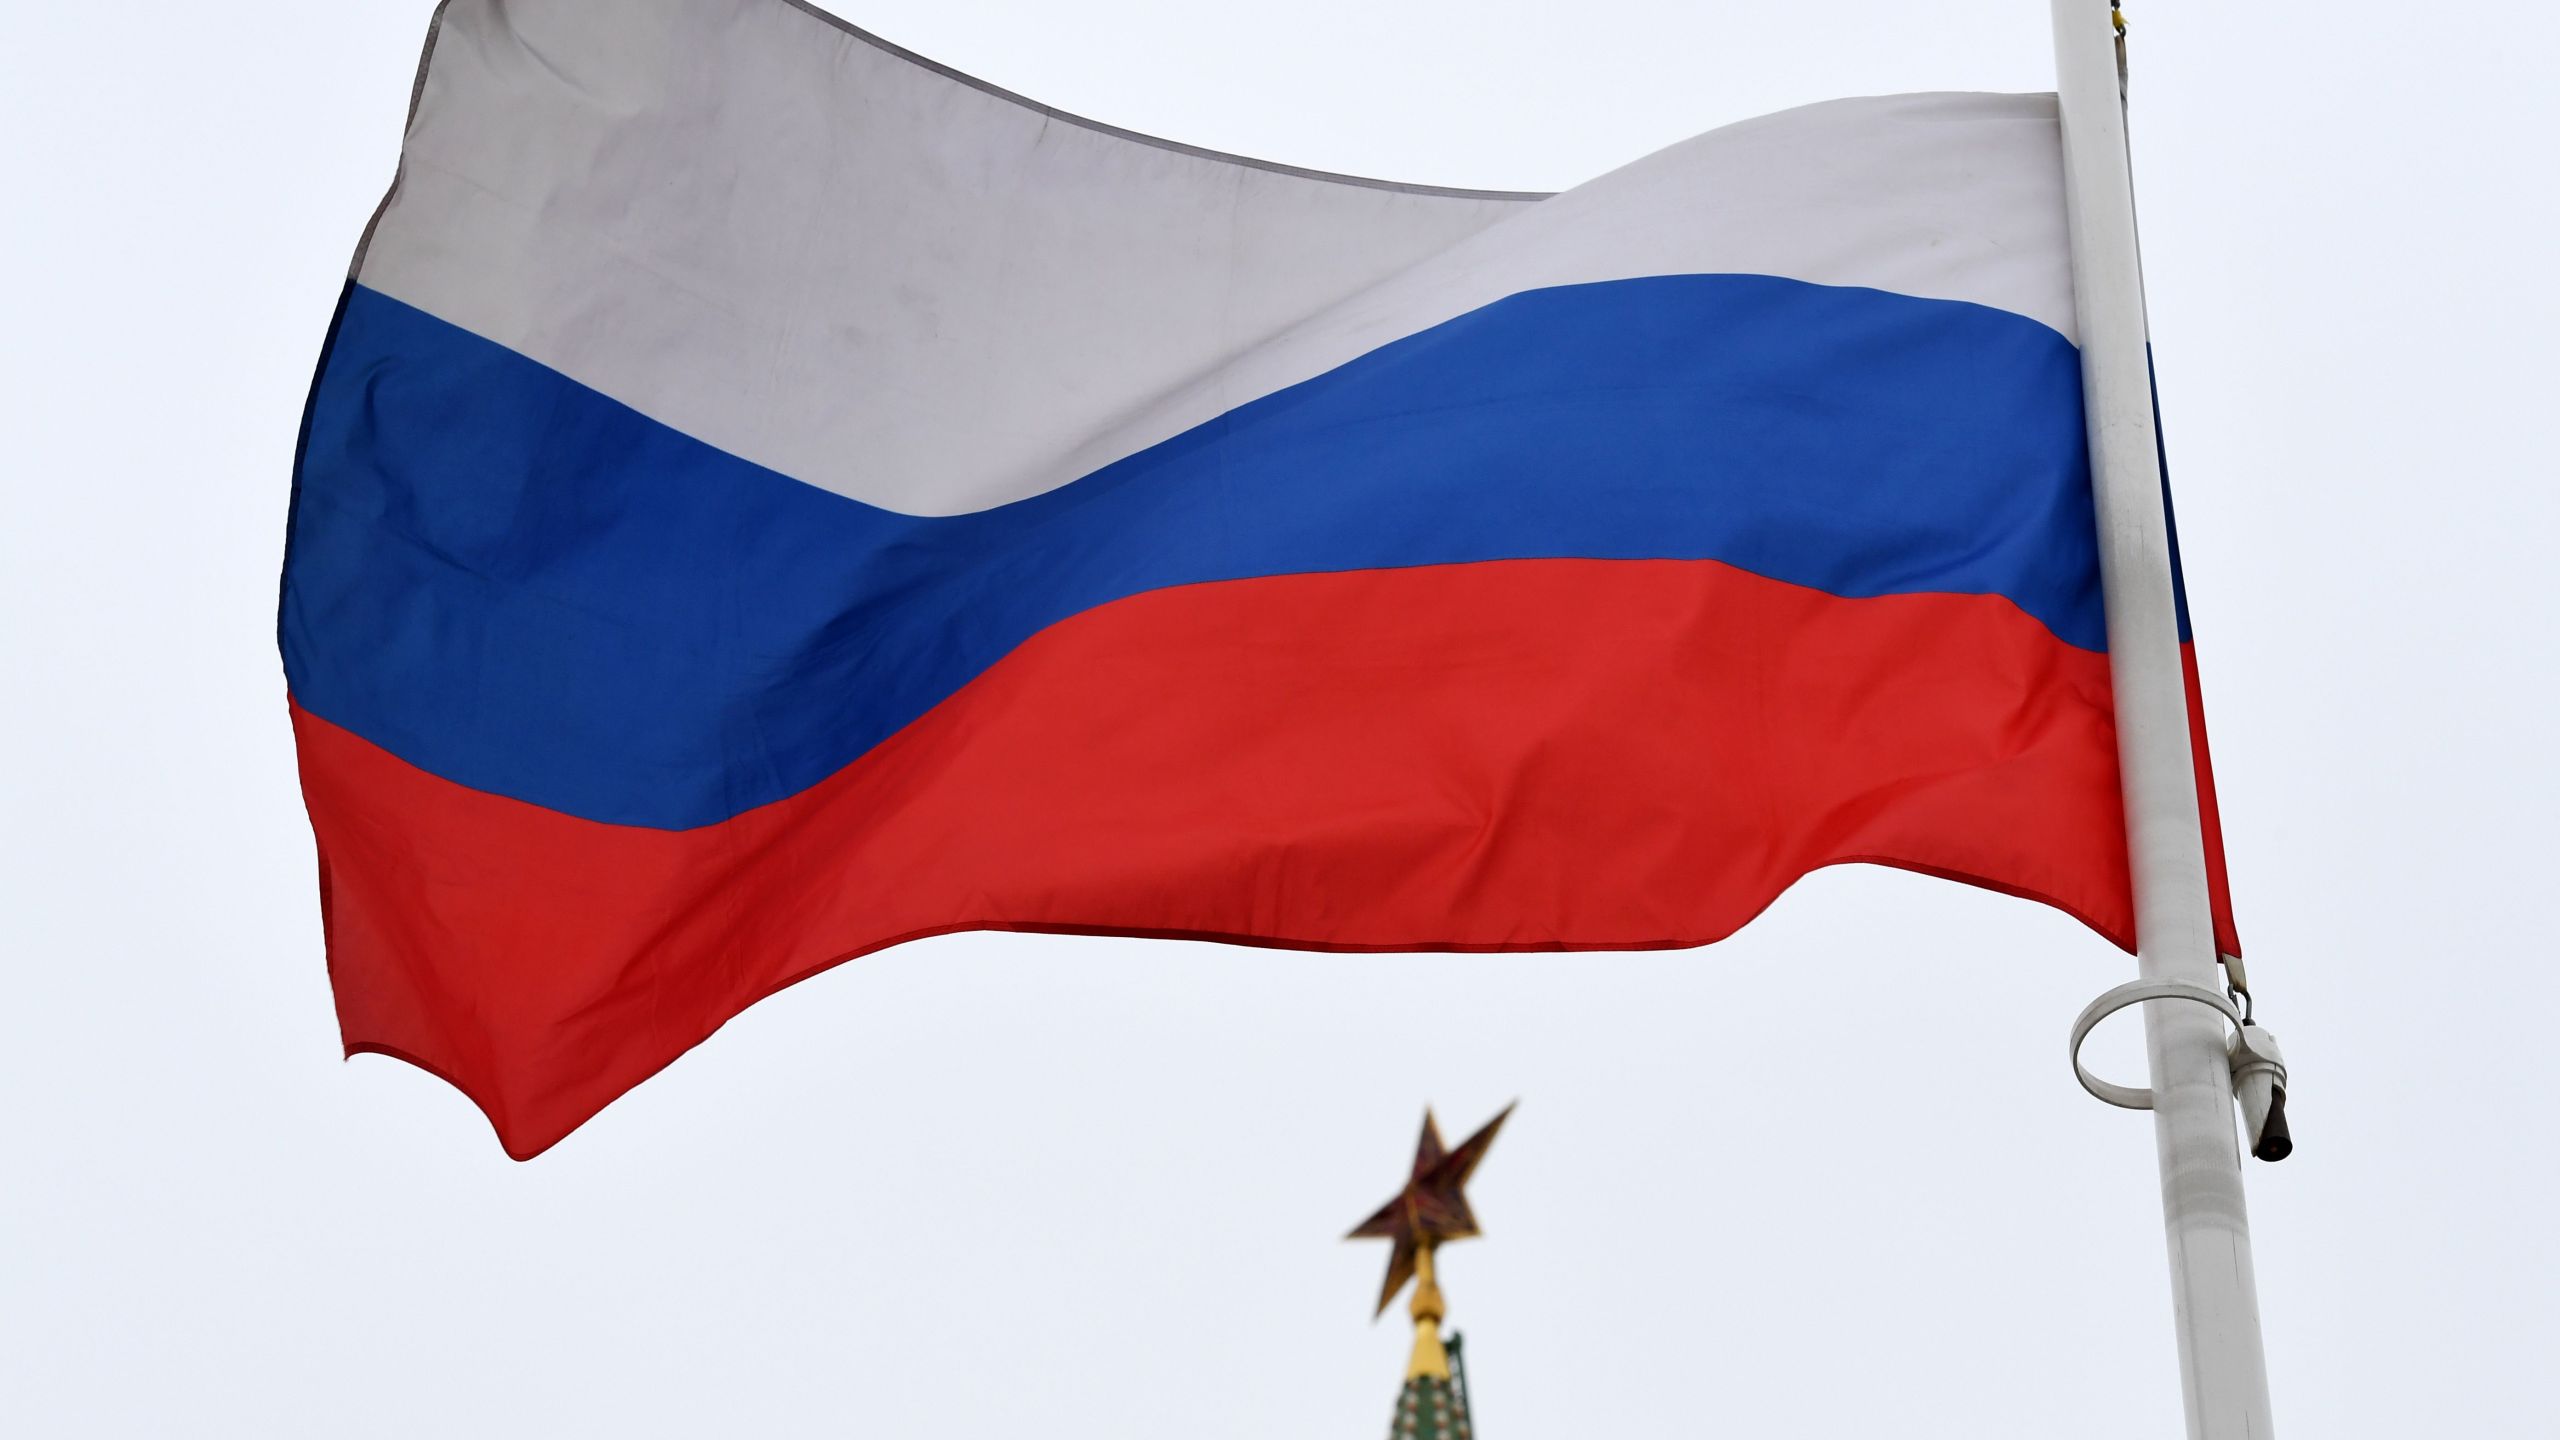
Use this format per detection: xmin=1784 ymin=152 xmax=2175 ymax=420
xmin=1406 ymin=1242 xmax=1451 ymax=1379
xmin=1347 ymin=1104 xmax=1513 ymax=1381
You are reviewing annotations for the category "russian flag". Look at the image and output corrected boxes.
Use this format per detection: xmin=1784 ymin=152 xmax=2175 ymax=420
xmin=283 ymin=0 xmax=2238 ymax=1157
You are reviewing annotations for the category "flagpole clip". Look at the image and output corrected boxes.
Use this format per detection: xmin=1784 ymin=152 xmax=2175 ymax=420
xmin=2229 ymin=1022 xmax=2292 ymax=1162
xmin=2069 ymin=977 xmax=2294 ymax=1162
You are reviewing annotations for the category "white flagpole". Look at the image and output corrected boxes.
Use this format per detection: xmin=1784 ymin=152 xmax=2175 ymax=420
xmin=2046 ymin=3 xmax=2276 ymax=1435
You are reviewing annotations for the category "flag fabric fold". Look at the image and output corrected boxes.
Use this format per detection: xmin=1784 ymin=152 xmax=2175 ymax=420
xmin=283 ymin=0 xmax=2238 ymax=1157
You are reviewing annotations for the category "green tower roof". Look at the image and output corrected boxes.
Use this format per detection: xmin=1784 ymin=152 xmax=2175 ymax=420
xmin=1384 ymin=1338 xmax=1476 ymax=1440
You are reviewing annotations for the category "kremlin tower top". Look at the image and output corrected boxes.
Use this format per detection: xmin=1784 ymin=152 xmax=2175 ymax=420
xmin=1348 ymin=1105 xmax=1512 ymax=1439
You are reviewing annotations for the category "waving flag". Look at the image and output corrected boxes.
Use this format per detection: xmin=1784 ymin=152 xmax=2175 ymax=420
xmin=283 ymin=0 xmax=2237 ymax=1157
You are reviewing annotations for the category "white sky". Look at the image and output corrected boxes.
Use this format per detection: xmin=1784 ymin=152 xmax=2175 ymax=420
xmin=5 ymin=1 xmax=2556 ymax=1435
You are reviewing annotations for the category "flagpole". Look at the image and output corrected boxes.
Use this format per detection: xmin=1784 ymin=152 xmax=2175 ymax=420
xmin=2046 ymin=3 xmax=2276 ymax=1436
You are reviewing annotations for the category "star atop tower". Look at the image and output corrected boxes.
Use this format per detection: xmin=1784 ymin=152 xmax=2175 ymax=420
xmin=1348 ymin=1102 xmax=1513 ymax=1386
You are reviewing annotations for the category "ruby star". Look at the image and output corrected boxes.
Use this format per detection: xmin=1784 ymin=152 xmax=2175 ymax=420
xmin=1347 ymin=1103 xmax=1515 ymax=1317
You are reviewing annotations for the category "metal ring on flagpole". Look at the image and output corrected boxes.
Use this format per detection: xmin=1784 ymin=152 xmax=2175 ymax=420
xmin=2069 ymin=978 xmax=2245 ymax=1110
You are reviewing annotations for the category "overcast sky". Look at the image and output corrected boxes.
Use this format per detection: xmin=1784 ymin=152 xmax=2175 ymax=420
xmin=6 ymin=2 xmax=2556 ymax=1435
